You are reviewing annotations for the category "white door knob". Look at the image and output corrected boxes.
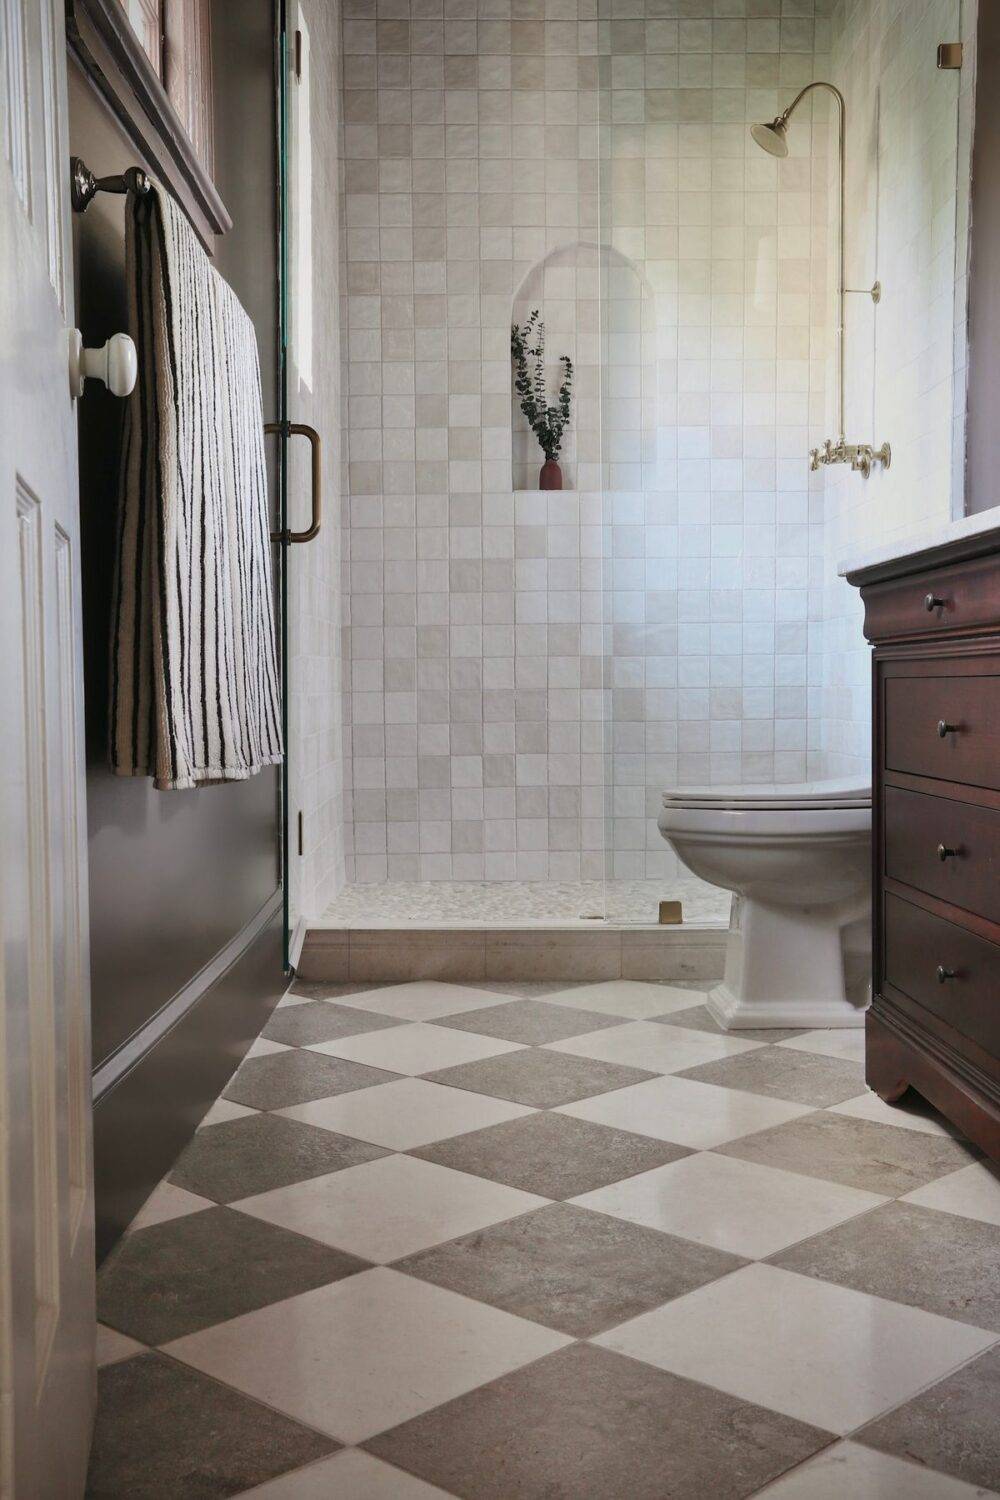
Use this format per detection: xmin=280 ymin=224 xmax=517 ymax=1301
xmin=67 ymin=329 xmax=138 ymax=400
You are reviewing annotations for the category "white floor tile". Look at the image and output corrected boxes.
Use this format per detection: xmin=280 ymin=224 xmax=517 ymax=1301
xmin=241 ymin=1448 xmax=453 ymax=1498
xmin=903 ymin=1160 xmax=1000 ymax=1228
xmin=245 ymin=1037 xmax=293 ymax=1058
xmin=307 ymin=1021 xmax=524 ymax=1075
xmin=556 ymin=1074 xmax=813 ymax=1149
xmin=126 ymin=1180 xmax=214 ymax=1234
xmin=96 ymin=1324 xmax=145 ymax=1368
xmin=751 ymin=1439 xmax=993 ymax=1498
xmin=540 ymin=980 xmax=709 ymax=1019
xmin=595 ymin=1263 xmax=995 ymax=1434
xmin=278 ymin=1077 xmax=534 ymax=1150
xmin=165 ymin=1266 xmax=569 ymax=1444
xmin=233 ymin=1152 xmax=549 ymax=1263
xmin=828 ymin=1089 xmax=962 ymax=1137
xmin=544 ymin=1020 xmax=761 ymax=1074
xmin=778 ymin=1029 xmax=866 ymax=1063
xmin=199 ymin=1098 xmax=258 ymax=1129
xmin=572 ymin=1151 xmax=885 ymax=1259
xmin=334 ymin=982 xmax=512 ymax=1022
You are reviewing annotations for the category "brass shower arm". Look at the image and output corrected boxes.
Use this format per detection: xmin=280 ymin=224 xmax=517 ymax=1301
xmin=774 ymin=79 xmax=847 ymax=129
xmin=752 ymin=81 xmax=890 ymax=477
xmin=789 ymin=82 xmax=845 ymax=446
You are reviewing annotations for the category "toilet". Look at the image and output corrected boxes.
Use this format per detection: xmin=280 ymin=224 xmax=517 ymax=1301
xmin=658 ymin=779 xmax=871 ymax=1030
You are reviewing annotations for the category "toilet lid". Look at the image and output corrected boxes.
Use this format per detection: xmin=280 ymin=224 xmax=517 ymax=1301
xmin=661 ymin=777 xmax=871 ymax=811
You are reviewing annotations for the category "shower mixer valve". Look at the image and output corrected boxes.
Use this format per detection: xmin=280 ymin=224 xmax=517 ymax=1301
xmin=808 ymin=437 xmax=891 ymax=479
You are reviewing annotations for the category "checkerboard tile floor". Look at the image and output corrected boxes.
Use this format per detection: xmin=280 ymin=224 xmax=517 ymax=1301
xmin=88 ymin=979 xmax=1000 ymax=1499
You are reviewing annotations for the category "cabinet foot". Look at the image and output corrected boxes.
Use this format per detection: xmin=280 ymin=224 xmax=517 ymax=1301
xmin=873 ymin=1079 xmax=910 ymax=1104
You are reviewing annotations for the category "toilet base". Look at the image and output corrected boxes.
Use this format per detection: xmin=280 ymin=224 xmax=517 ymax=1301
xmin=707 ymin=894 xmax=869 ymax=1030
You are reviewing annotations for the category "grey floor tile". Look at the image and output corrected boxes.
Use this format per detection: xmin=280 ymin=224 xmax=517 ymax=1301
xmin=858 ymin=1344 xmax=1000 ymax=1493
xmin=98 ymin=1205 xmax=367 ymax=1345
xmin=224 ymin=1049 xmax=399 ymax=1110
xmin=366 ymin=1342 xmax=831 ymax=1500
xmin=434 ymin=999 xmax=628 ymax=1045
xmin=655 ymin=1004 xmax=804 ymax=1043
xmin=718 ymin=1112 xmax=977 ymax=1197
xmin=288 ymin=981 xmax=382 ymax=1002
xmin=424 ymin=1048 xmax=658 ymax=1108
xmin=411 ymin=1110 xmax=690 ymax=1199
xmin=395 ymin=1201 xmax=746 ymax=1337
xmin=677 ymin=1046 xmax=867 ymax=1107
xmin=170 ymin=1113 xmax=390 ymax=1203
xmin=85 ymin=1353 xmax=338 ymax=1499
xmin=262 ymin=1000 xmax=404 ymax=1047
xmin=771 ymin=1199 xmax=1000 ymax=1332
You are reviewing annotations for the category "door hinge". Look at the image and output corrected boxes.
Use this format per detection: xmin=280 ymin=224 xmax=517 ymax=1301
xmin=297 ymin=809 xmax=304 ymax=857
xmin=937 ymin=42 xmax=962 ymax=69
xmin=294 ymin=29 xmax=303 ymax=80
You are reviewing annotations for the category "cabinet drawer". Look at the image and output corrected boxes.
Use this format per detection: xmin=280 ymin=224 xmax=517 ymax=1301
xmin=884 ymin=892 xmax=1000 ymax=1056
xmin=885 ymin=786 xmax=1000 ymax=922
xmin=884 ymin=675 xmax=1000 ymax=792
xmin=863 ymin=554 xmax=1000 ymax=642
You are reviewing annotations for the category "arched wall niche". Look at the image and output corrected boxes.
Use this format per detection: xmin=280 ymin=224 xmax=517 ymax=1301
xmin=511 ymin=241 xmax=655 ymax=493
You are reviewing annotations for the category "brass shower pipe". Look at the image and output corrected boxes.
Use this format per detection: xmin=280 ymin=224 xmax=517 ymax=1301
xmin=750 ymin=82 xmax=890 ymax=479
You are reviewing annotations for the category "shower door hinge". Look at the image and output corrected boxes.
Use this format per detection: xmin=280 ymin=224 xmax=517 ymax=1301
xmin=297 ymin=810 xmax=304 ymax=857
xmin=937 ymin=42 xmax=963 ymax=69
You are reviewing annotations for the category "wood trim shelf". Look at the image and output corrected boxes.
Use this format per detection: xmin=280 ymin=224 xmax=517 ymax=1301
xmin=66 ymin=0 xmax=231 ymax=246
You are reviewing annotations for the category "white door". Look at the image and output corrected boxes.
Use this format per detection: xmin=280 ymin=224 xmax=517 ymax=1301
xmin=0 ymin=0 xmax=96 ymax=1495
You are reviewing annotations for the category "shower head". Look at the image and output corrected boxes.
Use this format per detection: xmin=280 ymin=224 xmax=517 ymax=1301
xmin=750 ymin=116 xmax=789 ymax=157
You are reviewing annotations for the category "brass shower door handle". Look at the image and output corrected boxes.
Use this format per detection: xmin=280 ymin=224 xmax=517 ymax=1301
xmin=265 ymin=421 xmax=322 ymax=544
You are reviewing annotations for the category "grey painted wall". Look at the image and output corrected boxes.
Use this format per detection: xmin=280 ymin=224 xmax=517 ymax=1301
xmin=69 ymin=0 xmax=284 ymax=1250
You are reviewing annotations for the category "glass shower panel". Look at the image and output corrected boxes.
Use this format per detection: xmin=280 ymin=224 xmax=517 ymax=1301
xmin=596 ymin=14 xmax=681 ymax=925
xmin=869 ymin=0 xmax=965 ymax=523
xmin=595 ymin=6 xmax=830 ymax=926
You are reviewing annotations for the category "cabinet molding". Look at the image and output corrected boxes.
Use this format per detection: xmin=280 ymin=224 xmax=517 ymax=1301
xmin=65 ymin=0 xmax=231 ymax=244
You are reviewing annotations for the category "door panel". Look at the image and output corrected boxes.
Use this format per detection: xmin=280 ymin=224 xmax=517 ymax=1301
xmin=0 ymin=0 xmax=96 ymax=1491
xmin=16 ymin=479 xmax=61 ymax=1379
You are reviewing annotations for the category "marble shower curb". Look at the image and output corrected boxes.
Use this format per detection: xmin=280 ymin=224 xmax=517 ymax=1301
xmin=296 ymin=923 xmax=727 ymax=984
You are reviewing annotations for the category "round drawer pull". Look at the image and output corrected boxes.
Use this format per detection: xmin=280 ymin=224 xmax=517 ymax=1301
xmin=937 ymin=843 xmax=959 ymax=861
xmin=924 ymin=593 xmax=947 ymax=612
xmin=937 ymin=720 xmax=959 ymax=738
xmin=936 ymin=965 xmax=958 ymax=984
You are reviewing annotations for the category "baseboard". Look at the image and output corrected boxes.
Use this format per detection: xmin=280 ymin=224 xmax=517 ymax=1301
xmin=287 ymin=914 xmax=308 ymax=971
xmin=92 ymin=889 xmax=285 ymax=1260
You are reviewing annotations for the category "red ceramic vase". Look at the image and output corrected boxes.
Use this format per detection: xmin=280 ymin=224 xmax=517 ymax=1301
xmin=539 ymin=458 xmax=563 ymax=490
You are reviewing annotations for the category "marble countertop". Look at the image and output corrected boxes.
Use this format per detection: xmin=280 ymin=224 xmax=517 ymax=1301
xmin=838 ymin=505 xmax=1000 ymax=579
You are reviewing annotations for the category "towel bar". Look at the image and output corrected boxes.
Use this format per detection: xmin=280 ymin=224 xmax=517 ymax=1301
xmin=71 ymin=155 xmax=151 ymax=213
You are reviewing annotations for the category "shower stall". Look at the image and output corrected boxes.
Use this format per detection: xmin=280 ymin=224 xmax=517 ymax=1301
xmin=281 ymin=0 xmax=971 ymax=954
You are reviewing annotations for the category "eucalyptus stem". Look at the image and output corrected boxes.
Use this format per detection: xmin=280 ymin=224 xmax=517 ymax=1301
xmin=511 ymin=310 xmax=574 ymax=463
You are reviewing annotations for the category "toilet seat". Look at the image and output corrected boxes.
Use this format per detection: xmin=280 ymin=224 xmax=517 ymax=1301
xmin=661 ymin=777 xmax=870 ymax=813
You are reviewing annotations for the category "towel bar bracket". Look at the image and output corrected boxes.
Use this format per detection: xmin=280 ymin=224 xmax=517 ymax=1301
xmin=71 ymin=155 xmax=151 ymax=213
xmin=265 ymin=421 xmax=322 ymax=545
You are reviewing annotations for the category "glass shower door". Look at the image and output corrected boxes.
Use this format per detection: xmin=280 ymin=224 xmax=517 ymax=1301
xmin=276 ymin=0 xmax=321 ymax=966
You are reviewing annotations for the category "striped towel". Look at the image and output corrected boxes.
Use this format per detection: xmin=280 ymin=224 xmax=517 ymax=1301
xmin=110 ymin=183 xmax=282 ymax=790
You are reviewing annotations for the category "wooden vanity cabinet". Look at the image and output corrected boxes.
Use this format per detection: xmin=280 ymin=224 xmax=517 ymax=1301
xmin=849 ymin=532 xmax=1000 ymax=1161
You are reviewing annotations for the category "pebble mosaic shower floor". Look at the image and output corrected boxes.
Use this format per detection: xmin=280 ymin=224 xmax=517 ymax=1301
xmin=319 ymin=877 xmax=731 ymax=927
